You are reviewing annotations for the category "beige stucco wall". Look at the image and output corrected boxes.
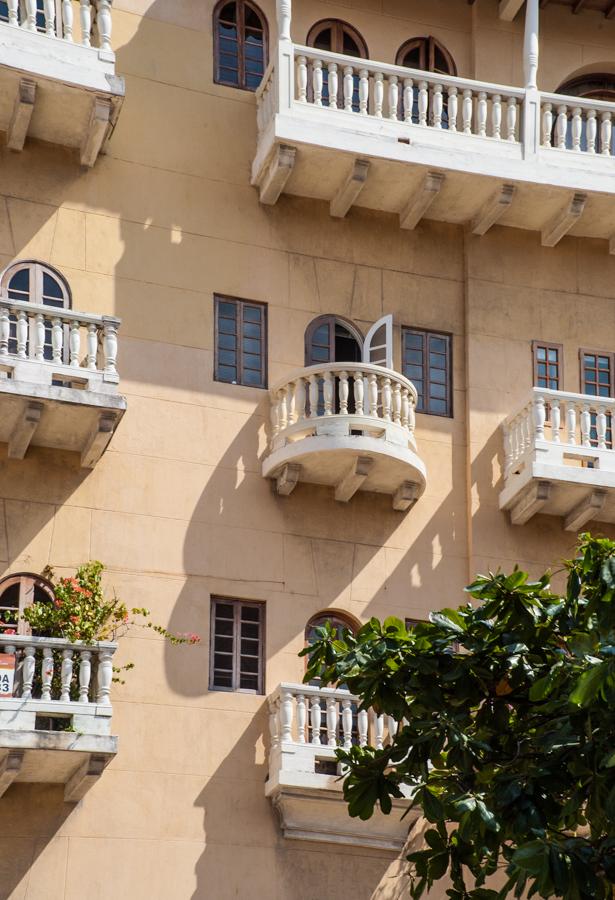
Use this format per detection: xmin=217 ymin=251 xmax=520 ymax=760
xmin=1 ymin=0 xmax=615 ymax=897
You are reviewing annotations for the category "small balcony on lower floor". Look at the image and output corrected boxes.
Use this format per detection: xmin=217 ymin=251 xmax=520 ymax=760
xmin=266 ymin=683 xmax=413 ymax=851
xmin=0 ymin=296 xmax=125 ymax=467
xmin=263 ymin=363 xmax=426 ymax=510
xmin=0 ymin=3 xmax=123 ymax=165
xmin=500 ymin=388 xmax=615 ymax=529
xmin=254 ymin=41 xmax=615 ymax=248
xmin=0 ymin=634 xmax=117 ymax=802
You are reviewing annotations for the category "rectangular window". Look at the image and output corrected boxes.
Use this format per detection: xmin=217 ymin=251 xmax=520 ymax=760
xmin=401 ymin=328 xmax=452 ymax=417
xmin=209 ymin=598 xmax=264 ymax=693
xmin=214 ymin=295 xmax=267 ymax=388
xmin=532 ymin=341 xmax=562 ymax=390
xmin=580 ymin=349 xmax=614 ymax=449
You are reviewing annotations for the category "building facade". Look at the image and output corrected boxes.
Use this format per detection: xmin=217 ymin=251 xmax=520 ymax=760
xmin=0 ymin=0 xmax=615 ymax=896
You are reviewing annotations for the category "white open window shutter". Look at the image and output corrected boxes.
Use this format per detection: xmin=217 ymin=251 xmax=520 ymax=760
xmin=362 ymin=315 xmax=393 ymax=369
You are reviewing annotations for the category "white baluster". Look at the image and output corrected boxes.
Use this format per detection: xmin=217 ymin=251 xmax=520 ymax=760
xmin=326 ymin=696 xmax=338 ymax=747
xmin=308 ymin=374 xmax=318 ymax=418
xmin=69 ymin=320 xmax=81 ymax=367
xmin=556 ymin=105 xmax=568 ymax=149
xmin=353 ymin=371 xmax=364 ymax=415
xmin=587 ymin=109 xmax=597 ymax=154
xmin=62 ymin=0 xmax=73 ymax=39
xmin=295 ymin=377 xmax=306 ymax=423
xmin=533 ymin=394 xmax=546 ymax=440
xmin=33 ymin=313 xmax=45 ymax=362
xmin=78 ymin=649 xmax=92 ymax=702
xmin=382 ymin=376 xmax=392 ymax=422
xmin=408 ymin=399 xmax=416 ymax=436
xmin=388 ymin=75 xmax=398 ymax=121
xmin=401 ymin=387 xmax=409 ymax=429
xmin=368 ymin=373 xmax=378 ymax=417
xmin=96 ymin=648 xmax=114 ymax=705
xmin=572 ymin=107 xmax=582 ymax=152
xmin=21 ymin=645 xmax=35 ymax=700
xmin=269 ymin=699 xmax=280 ymax=750
xmin=359 ymin=69 xmax=369 ymax=116
xmin=296 ymin=693 xmax=307 ymax=743
xmin=51 ymin=316 xmax=63 ymax=363
xmin=44 ymin=0 xmax=55 ymax=35
xmin=374 ymin=72 xmax=384 ymax=118
xmin=277 ymin=387 xmax=288 ymax=431
xmin=392 ymin=381 xmax=401 ymax=425
xmin=551 ymin=398 xmax=561 ymax=443
xmin=339 ymin=371 xmax=349 ymax=415
xmin=507 ymin=96 xmax=517 ymax=141
xmin=328 ymin=62 xmax=338 ymax=110
xmin=542 ymin=102 xmax=552 ymax=147
xmin=96 ymin=0 xmax=112 ymax=51
xmin=374 ymin=712 xmax=385 ymax=750
xmin=41 ymin=646 xmax=54 ymax=701
xmin=503 ymin=425 xmax=512 ymax=477
xmin=601 ymin=111 xmax=612 ymax=156
xmin=86 ymin=322 xmax=97 ymax=370
xmin=387 ymin=716 xmax=398 ymax=743
xmin=581 ymin=403 xmax=591 ymax=447
xmin=418 ymin=80 xmax=428 ymax=126
xmin=7 ymin=0 xmax=18 ymax=26
xmin=287 ymin=380 xmax=297 ymax=425
xmin=310 ymin=696 xmax=322 ymax=745
xmin=103 ymin=319 xmax=118 ymax=376
xmin=492 ymin=94 xmax=502 ymax=139
xmin=566 ymin=401 xmax=577 ymax=445
xmin=0 ymin=308 xmax=9 ymax=356
xmin=24 ymin=0 xmax=36 ymax=30
xmin=448 ymin=86 xmax=458 ymax=132
xmin=597 ymin=405 xmax=607 ymax=450
xmin=297 ymin=56 xmax=307 ymax=103
xmin=462 ymin=89 xmax=473 ymax=135
xmin=80 ymin=0 xmax=91 ymax=46
xmin=270 ymin=395 xmax=279 ymax=441
xmin=60 ymin=649 xmax=73 ymax=702
xmin=432 ymin=84 xmax=443 ymax=129
xmin=16 ymin=310 xmax=28 ymax=359
xmin=403 ymin=78 xmax=413 ymax=123
xmin=323 ymin=371 xmax=334 ymax=416
xmin=341 ymin=697 xmax=353 ymax=750
xmin=280 ymin=688 xmax=293 ymax=741
xmin=477 ymin=91 xmax=487 ymax=137
xmin=358 ymin=708 xmax=368 ymax=747
xmin=312 ymin=58 xmax=323 ymax=107
xmin=343 ymin=66 xmax=354 ymax=112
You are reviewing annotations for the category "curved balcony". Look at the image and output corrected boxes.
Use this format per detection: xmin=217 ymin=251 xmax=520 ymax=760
xmin=263 ymin=362 xmax=426 ymax=510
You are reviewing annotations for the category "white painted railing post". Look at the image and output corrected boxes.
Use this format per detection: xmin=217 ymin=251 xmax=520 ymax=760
xmin=310 ymin=696 xmax=322 ymax=745
xmin=296 ymin=693 xmax=306 ymax=743
xmin=41 ymin=646 xmax=54 ymax=702
xmin=102 ymin=317 xmax=119 ymax=376
xmin=80 ymin=0 xmax=92 ymax=47
xmin=523 ymin=0 xmax=539 ymax=90
xmin=328 ymin=63 xmax=338 ymax=110
xmin=60 ymin=648 xmax=74 ymax=702
xmin=62 ymin=0 xmax=73 ymax=40
xmin=96 ymin=0 xmax=112 ymax=52
xmin=96 ymin=648 xmax=114 ymax=705
xmin=0 ymin=308 xmax=9 ymax=356
xmin=21 ymin=645 xmax=35 ymax=700
xmin=276 ymin=4 xmax=294 ymax=114
xmin=79 ymin=649 xmax=92 ymax=702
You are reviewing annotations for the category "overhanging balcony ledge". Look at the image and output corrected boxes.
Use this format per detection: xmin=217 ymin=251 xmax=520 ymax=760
xmin=0 ymin=634 xmax=117 ymax=802
xmin=500 ymin=388 xmax=615 ymax=528
xmin=0 ymin=2 xmax=123 ymax=165
xmin=266 ymin=683 xmax=414 ymax=851
xmin=253 ymin=42 xmax=615 ymax=246
xmin=0 ymin=295 xmax=126 ymax=467
xmin=262 ymin=362 xmax=426 ymax=510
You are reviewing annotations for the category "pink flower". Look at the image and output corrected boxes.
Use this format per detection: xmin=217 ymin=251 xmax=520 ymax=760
xmin=4 ymin=628 xmax=15 ymax=635
xmin=70 ymin=615 xmax=79 ymax=624
xmin=189 ymin=633 xmax=201 ymax=644
xmin=54 ymin=599 xmax=63 ymax=608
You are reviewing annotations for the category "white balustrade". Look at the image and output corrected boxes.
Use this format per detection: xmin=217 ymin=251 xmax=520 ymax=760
xmin=268 ymin=362 xmax=418 ymax=451
xmin=2 ymin=0 xmax=112 ymax=49
xmin=502 ymin=388 xmax=615 ymax=480
xmin=0 ymin=295 xmax=120 ymax=390
xmin=540 ymin=93 xmax=615 ymax=156
xmin=268 ymin=683 xmax=399 ymax=758
xmin=0 ymin=634 xmax=117 ymax=707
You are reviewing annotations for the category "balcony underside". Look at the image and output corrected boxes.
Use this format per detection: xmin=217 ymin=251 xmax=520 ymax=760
xmin=255 ymin=112 xmax=615 ymax=243
xmin=263 ymin=430 xmax=427 ymax=509
xmin=0 ymin=27 xmax=123 ymax=163
xmin=0 ymin=377 xmax=126 ymax=467
xmin=500 ymin=457 xmax=615 ymax=528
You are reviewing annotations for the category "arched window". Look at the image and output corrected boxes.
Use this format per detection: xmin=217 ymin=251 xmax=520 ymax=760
xmin=396 ymin=36 xmax=457 ymax=76
xmin=214 ymin=0 xmax=268 ymax=92
xmin=0 ymin=573 xmax=55 ymax=636
xmin=305 ymin=610 xmax=359 ymax=646
xmin=304 ymin=315 xmax=363 ymax=367
xmin=307 ymin=20 xmax=367 ymax=110
xmin=555 ymin=73 xmax=615 ymax=152
xmin=0 ymin=260 xmax=71 ymax=360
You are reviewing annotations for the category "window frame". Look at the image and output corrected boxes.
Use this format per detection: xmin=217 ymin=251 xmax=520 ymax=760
xmin=0 ymin=572 xmax=55 ymax=637
xmin=395 ymin=36 xmax=457 ymax=76
xmin=209 ymin=596 xmax=265 ymax=695
xmin=532 ymin=340 xmax=564 ymax=391
xmin=306 ymin=18 xmax=369 ymax=58
xmin=214 ymin=294 xmax=268 ymax=389
xmin=401 ymin=326 xmax=453 ymax=418
xmin=579 ymin=347 xmax=615 ymax=397
xmin=213 ymin=0 xmax=269 ymax=93
xmin=1 ymin=260 xmax=71 ymax=309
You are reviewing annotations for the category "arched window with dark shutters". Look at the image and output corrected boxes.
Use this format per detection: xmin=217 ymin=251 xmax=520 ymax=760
xmin=0 ymin=573 xmax=55 ymax=636
xmin=306 ymin=20 xmax=368 ymax=109
xmin=213 ymin=0 xmax=268 ymax=92
xmin=396 ymin=37 xmax=457 ymax=127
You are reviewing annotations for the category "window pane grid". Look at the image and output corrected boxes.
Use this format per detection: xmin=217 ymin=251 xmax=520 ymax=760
xmin=215 ymin=0 xmax=266 ymax=92
xmin=402 ymin=328 xmax=451 ymax=417
xmin=215 ymin=296 xmax=266 ymax=388
xmin=582 ymin=351 xmax=614 ymax=449
xmin=533 ymin=342 xmax=562 ymax=391
xmin=210 ymin=598 xmax=264 ymax=693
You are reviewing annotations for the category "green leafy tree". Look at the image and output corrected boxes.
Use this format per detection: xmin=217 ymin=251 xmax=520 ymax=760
xmin=302 ymin=535 xmax=615 ymax=900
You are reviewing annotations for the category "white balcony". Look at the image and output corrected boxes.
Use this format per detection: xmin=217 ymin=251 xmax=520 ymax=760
xmin=500 ymin=388 xmax=615 ymax=528
xmin=253 ymin=40 xmax=615 ymax=246
xmin=0 ymin=1 xmax=123 ymax=165
xmin=0 ymin=634 xmax=117 ymax=802
xmin=266 ymin=683 xmax=413 ymax=850
xmin=0 ymin=296 xmax=125 ymax=467
xmin=263 ymin=362 xmax=426 ymax=510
